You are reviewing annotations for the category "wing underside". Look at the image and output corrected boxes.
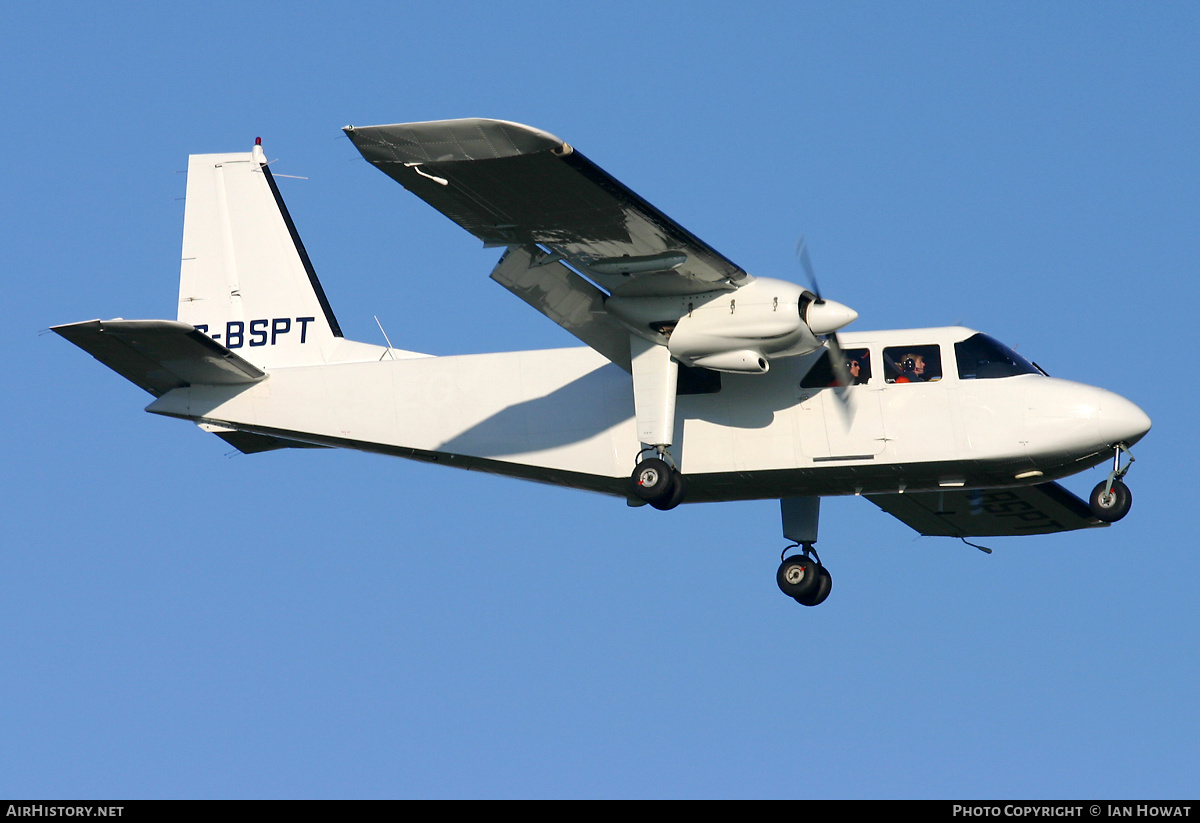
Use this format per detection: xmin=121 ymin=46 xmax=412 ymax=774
xmin=866 ymin=482 xmax=1106 ymax=537
xmin=488 ymin=245 xmax=632 ymax=370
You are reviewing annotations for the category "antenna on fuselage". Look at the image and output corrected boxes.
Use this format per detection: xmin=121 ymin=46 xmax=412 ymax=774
xmin=374 ymin=315 xmax=396 ymax=360
xmin=959 ymin=537 xmax=993 ymax=554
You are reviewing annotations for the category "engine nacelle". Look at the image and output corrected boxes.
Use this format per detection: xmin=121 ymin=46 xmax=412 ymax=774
xmin=606 ymin=277 xmax=857 ymax=374
xmin=667 ymin=278 xmax=821 ymax=370
xmin=689 ymin=350 xmax=771 ymax=373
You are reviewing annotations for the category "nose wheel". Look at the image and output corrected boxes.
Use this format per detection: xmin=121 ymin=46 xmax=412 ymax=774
xmin=1090 ymin=479 xmax=1132 ymax=522
xmin=1089 ymin=443 xmax=1136 ymax=522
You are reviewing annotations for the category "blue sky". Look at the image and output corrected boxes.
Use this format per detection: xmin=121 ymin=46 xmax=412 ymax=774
xmin=3 ymin=1 xmax=1197 ymax=798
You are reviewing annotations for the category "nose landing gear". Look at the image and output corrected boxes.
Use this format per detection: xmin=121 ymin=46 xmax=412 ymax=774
xmin=1089 ymin=443 xmax=1136 ymax=522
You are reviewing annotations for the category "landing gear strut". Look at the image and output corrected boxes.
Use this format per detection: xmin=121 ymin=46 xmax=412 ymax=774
xmin=627 ymin=333 xmax=687 ymax=511
xmin=1089 ymin=443 xmax=1135 ymax=523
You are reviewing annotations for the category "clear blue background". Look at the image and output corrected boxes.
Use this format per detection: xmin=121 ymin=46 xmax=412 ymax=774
xmin=3 ymin=1 xmax=1196 ymax=798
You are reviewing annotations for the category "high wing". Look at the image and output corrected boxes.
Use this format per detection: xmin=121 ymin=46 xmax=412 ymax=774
xmin=344 ymin=118 xmax=836 ymax=462
xmin=343 ymin=119 xmax=748 ymax=301
xmin=866 ymin=482 xmax=1107 ymax=538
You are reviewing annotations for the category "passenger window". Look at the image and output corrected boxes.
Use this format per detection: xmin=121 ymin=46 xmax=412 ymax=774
xmin=800 ymin=348 xmax=871 ymax=388
xmin=884 ymin=345 xmax=942 ymax=383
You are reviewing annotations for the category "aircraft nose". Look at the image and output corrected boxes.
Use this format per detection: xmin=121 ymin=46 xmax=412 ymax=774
xmin=1098 ymin=392 xmax=1152 ymax=447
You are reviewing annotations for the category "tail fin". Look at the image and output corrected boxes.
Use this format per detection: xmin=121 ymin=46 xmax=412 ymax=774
xmin=178 ymin=140 xmax=342 ymax=368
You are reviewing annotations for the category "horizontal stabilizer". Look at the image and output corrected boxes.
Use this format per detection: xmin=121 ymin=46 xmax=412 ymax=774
xmin=866 ymin=481 xmax=1106 ymax=537
xmin=52 ymin=319 xmax=266 ymax=397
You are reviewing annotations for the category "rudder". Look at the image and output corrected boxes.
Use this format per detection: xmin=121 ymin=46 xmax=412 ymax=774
xmin=178 ymin=141 xmax=342 ymax=368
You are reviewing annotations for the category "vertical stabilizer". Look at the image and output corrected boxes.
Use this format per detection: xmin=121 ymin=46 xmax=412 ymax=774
xmin=178 ymin=141 xmax=343 ymax=368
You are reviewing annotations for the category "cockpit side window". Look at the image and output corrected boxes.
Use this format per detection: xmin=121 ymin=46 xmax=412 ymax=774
xmin=800 ymin=348 xmax=872 ymax=388
xmin=954 ymin=333 xmax=1039 ymax=379
xmin=883 ymin=345 xmax=942 ymax=383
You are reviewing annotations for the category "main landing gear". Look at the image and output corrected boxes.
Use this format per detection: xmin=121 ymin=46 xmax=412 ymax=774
xmin=778 ymin=496 xmax=832 ymax=607
xmin=1089 ymin=443 xmax=1136 ymax=523
xmin=627 ymin=333 xmax=688 ymax=511
xmin=629 ymin=452 xmax=687 ymax=511
xmin=777 ymin=546 xmax=832 ymax=607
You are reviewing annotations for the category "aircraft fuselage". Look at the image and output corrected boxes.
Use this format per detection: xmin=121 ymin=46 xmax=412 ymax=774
xmin=144 ymin=324 xmax=1150 ymax=504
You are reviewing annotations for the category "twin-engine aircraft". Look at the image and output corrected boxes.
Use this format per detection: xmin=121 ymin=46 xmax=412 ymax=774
xmin=54 ymin=119 xmax=1151 ymax=607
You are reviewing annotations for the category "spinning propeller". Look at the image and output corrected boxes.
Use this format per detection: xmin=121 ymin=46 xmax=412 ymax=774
xmin=795 ymin=237 xmax=858 ymax=397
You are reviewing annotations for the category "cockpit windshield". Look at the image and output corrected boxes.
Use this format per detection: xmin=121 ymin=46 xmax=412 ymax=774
xmin=954 ymin=333 xmax=1040 ymax=379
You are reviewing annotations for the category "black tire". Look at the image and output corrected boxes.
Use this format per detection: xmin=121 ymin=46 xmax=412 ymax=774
xmin=631 ymin=458 xmax=674 ymax=503
xmin=777 ymin=554 xmax=821 ymax=601
xmin=797 ymin=565 xmax=832 ymax=607
xmin=1090 ymin=479 xmax=1132 ymax=522
xmin=650 ymin=471 xmax=688 ymax=511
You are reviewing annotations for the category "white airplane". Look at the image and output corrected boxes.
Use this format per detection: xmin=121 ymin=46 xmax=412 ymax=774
xmin=54 ymin=119 xmax=1151 ymax=607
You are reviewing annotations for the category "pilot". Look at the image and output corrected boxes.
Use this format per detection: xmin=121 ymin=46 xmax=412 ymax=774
xmin=894 ymin=353 xmax=926 ymax=383
xmin=845 ymin=357 xmax=862 ymax=385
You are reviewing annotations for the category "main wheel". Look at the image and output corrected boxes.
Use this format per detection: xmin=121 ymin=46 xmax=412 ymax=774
xmin=796 ymin=565 xmax=832 ymax=607
xmin=630 ymin=458 xmax=674 ymax=503
xmin=776 ymin=554 xmax=821 ymax=601
xmin=649 ymin=470 xmax=687 ymax=511
xmin=1090 ymin=479 xmax=1132 ymax=522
